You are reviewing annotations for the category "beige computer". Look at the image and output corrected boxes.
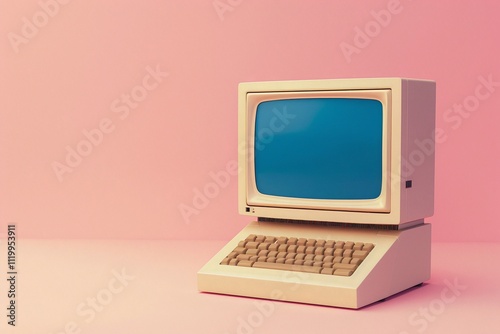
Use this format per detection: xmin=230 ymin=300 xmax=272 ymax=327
xmin=198 ymin=78 xmax=436 ymax=309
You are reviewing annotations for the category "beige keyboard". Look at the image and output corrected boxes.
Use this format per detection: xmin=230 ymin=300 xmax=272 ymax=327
xmin=220 ymin=234 xmax=375 ymax=276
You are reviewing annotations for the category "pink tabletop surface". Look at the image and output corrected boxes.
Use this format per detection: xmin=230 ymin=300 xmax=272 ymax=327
xmin=1 ymin=240 xmax=498 ymax=334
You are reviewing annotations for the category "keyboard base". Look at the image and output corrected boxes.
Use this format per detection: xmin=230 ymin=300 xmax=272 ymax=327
xmin=198 ymin=221 xmax=431 ymax=309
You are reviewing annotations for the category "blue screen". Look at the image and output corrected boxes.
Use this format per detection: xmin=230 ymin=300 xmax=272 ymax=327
xmin=254 ymin=98 xmax=383 ymax=200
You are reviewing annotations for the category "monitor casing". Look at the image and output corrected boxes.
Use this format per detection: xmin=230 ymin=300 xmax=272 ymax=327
xmin=238 ymin=78 xmax=436 ymax=227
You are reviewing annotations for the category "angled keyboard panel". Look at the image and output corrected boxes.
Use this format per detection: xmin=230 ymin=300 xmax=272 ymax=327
xmin=220 ymin=234 xmax=375 ymax=277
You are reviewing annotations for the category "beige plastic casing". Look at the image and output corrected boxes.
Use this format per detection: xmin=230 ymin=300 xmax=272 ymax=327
xmin=198 ymin=221 xmax=431 ymax=309
xmin=238 ymin=78 xmax=436 ymax=226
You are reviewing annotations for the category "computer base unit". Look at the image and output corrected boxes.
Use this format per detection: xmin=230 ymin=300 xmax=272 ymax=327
xmin=198 ymin=221 xmax=431 ymax=309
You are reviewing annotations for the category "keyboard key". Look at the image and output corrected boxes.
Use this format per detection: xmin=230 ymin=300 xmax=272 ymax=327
xmin=277 ymin=236 xmax=288 ymax=244
xmin=321 ymin=268 xmax=334 ymax=275
xmin=324 ymin=255 xmax=334 ymax=263
xmin=305 ymin=246 xmax=316 ymax=254
xmin=234 ymin=247 xmax=247 ymax=254
xmin=324 ymin=248 xmax=334 ymax=256
xmin=237 ymin=254 xmax=252 ymax=261
xmin=314 ymin=255 xmax=324 ymax=262
xmin=245 ymin=234 xmax=257 ymax=241
xmin=258 ymin=250 xmax=269 ymax=257
xmin=255 ymin=235 xmax=266 ymax=242
xmin=306 ymin=239 xmax=316 ymax=247
xmin=253 ymin=261 xmax=322 ymax=274
xmin=264 ymin=236 xmax=277 ymax=243
xmin=278 ymin=244 xmax=289 ymax=252
xmin=237 ymin=260 xmax=254 ymax=267
xmin=304 ymin=254 xmax=315 ymax=261
xmin=297 ymin=245 xmax=306 ymax=253
xmin=353 ymin=250 xmax=369 ymax=259
xmin=363 ymin=243 xmax=375 ymax=252
xmin=354 ymin=242 xmax=364 ymax=250
xmin=268 ymin=243 xmax=279 ymax=251
xmin=315 ymin=247 xmax=325 ymax=255
xmin=333 ymin=263 xmax=357 ymax=271
xmin=295 ymin=253 xmax=306 ymax=261
xmin=246 ymin=242 xmax=259 ymax=249
xmin=334 ymin=249 xmax=344 ymax=257
xmin=247 ymin=249 xmax=259 ymax=256
xmin=334 ymin=269 xmax=354 ymax=276
xmin=258 ymin=243 xmax=271 ymax=250
xmin=277 ymin=252 xmax=287 ymax=259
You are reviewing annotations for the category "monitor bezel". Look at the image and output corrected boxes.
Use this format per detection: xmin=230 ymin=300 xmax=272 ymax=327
xmin=245 ymin=90 xmax=392 ymax=213
xmin=238 ymin=78 xmax=410 ymax=225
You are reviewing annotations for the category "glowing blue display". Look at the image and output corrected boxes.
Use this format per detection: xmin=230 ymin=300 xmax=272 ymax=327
xmin=254 ymin=98 xmax=383 ymax=200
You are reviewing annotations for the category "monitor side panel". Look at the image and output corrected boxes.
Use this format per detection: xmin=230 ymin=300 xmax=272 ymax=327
xmin=400 ymin=79 xmax=436 ymax=222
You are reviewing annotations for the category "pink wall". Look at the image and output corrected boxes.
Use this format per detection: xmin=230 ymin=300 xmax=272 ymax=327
xmin=1 ymin=0 xmax=499 ymax=241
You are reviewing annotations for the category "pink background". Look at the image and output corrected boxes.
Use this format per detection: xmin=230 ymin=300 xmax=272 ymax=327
xmin=1 ymin=0 xmax=499 ymax=242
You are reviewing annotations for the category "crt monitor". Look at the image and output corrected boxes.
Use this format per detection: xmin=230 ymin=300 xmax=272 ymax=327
xmin=199 ymin=77 xmax=436 ymax=309
xmin=238 ymin=78 xmax=436 ymax=227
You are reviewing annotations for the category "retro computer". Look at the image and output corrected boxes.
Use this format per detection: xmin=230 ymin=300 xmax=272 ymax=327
xmin=198 ymin=78 xmax=436 ymax=308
